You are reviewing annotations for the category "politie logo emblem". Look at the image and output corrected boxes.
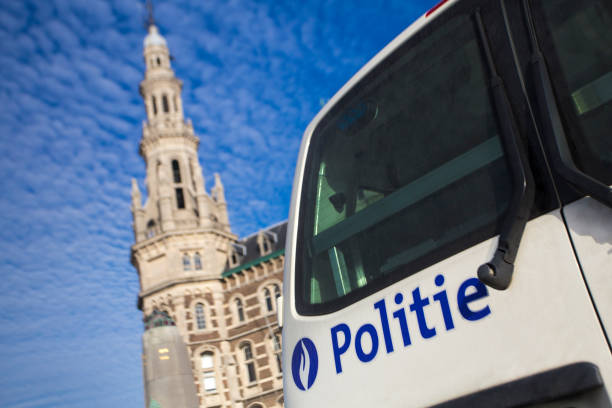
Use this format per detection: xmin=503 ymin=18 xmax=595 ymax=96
xmin=291 ymin=337 xmax=318 ymax=391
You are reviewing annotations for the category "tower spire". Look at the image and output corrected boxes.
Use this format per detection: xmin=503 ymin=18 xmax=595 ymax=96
xmin=145 ymin=0 xmax=155 ymax=29
xmin=134 ymin=16 xmax=233 ymax=239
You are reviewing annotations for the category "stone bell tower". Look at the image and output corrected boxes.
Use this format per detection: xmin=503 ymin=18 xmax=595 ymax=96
xmin=131 ymin=21 xmax=236 ymax=290
xmin=132 ymin=22 xmax=231 ymax=243
xmin=131 ymin=17 xmax=239 ymax=408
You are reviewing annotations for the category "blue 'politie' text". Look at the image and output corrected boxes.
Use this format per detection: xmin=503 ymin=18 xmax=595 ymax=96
xmin=330 ymin=274 xmax=491 ymax=374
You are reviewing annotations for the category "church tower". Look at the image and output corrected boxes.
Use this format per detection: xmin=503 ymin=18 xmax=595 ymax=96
xmin=131 ymin=19 xmax=241 ymax=408
xmin=131 ymin=22 xmax=236 ymax=292
xmin=131 ymin=7 xmax=286 ymax=408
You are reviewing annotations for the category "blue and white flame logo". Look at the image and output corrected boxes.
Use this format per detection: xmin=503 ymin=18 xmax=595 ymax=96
xmin=291 ymin=337 xmax=318 ymax=391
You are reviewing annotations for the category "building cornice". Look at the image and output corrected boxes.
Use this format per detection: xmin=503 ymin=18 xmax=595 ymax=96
xmin=136 ymin=249 xmax=284 ymax=310
xmin=222 ymin=249 xmax=284 ymax=278
xmin=139 ymin=76 xmax=183 ymax=96
xmin=139 ymin=121 xmax=199 ymax=156
xmin=131 ymin=227 xmax=237 ymax=263
xmin=138 ymin=275 xmax=223 ymax=308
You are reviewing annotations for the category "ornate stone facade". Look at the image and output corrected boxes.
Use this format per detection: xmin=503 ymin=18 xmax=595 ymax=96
xmin=131 ymin=23 xmax=285 ymax=408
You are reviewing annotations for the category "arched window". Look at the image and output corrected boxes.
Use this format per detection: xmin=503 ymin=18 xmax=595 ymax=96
xmin=146 ymin=220 xmax=156 ymax=239
xmin=151 ymin=95 xmax=158 ymax=115
xmin=162 ymin=94 xmax=170 ymax=113
xmin=241 ymin=343 xmax=256 ymax=383
xmin=235 ymin=298 xmax=245 ymax=323
xmin=183 ymin=254 xmax=191 ymax=271
xmin=200 ymin=351 xmax=216 ymax=393
xmin=156 ymin=56 xmax=161 ymax=66
xmin=171 ymin=160 xmax=181 ymax=183
xmin=195 ymin=303 xmax=206 ymax=330
xmin=272 ymin=334 xmax=282 ymax=373
xmin=273 ymin=284 xmax=281 ymax=301
xmin=175 ymin=188 xmax=185 ymax=209
xmin=264 ymin=288 xmax=273 ymax=312
xmin=194 ymin=253 xmax=202 ymax=270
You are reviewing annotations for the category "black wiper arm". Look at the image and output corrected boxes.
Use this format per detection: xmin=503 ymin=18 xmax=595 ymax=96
xmin=474 ymin=10 xmax=535 ymax=290
xmin=522 ymin=0 xmax=612 ymax=208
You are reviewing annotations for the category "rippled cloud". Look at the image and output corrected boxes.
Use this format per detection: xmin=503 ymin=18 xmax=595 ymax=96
xmin=0 ymin=0 xmax=436 ymax=406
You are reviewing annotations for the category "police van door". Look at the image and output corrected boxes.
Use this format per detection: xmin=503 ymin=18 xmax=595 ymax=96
xmin=515 ymin=0 xmax=612 ymax=345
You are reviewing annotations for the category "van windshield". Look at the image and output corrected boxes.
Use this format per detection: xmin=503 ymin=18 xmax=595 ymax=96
xmin=296 ymin=13 xmax=513 ymax=315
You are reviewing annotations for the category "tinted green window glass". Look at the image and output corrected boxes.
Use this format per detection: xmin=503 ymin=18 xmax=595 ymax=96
xmin=297 ymin=13 xmax=513 ymax=314
xmin=536 ymin=0 xmax=612 ymax=184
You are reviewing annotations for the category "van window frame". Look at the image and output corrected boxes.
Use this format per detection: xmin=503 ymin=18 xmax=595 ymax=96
xmin=294 ymin=0 xmax=544 ymax=316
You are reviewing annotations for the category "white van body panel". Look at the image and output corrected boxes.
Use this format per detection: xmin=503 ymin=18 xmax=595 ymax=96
xmin=282 ymin=0 xmax=612 ymax=405
xmin=283 ymin=212 xmax=612 ymax=407
xmin=563 ymin=197 xmax=612 ymax=345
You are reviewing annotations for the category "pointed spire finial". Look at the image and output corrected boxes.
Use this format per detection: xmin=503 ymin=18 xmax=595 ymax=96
xmin=214 ymin=173 xmax=223 ymax=187
xmin=212 ymin=173 xmax=226 ymax=203
xmin=131 ymin=178 xmax=142 ymax=209
xmin=145 ymin=0 xmax=155 ymax=28
xmin=132 ymin=178 xmax=141 ymax=194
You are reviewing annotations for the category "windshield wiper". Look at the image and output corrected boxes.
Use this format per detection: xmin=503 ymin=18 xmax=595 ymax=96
xmin=474 ymin=10 xmax=535 ymax=290
xmin=522 ymin=0 xmax=612 ymax=208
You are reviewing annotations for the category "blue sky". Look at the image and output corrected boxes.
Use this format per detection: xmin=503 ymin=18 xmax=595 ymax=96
xmin=0 ymin=0 xmax=437 ymax=406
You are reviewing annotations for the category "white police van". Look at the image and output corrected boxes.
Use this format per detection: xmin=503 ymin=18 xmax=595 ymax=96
xmin=281 ymin=0 xmax=612 ymax=406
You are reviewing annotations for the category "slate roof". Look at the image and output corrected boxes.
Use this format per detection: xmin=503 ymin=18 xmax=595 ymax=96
xmin=222 ymin=220 xmax=287 ymax=278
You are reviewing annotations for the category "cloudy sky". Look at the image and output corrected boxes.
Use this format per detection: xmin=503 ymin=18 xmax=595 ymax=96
xmin=0 ymin=0 xmax=437 ymax=406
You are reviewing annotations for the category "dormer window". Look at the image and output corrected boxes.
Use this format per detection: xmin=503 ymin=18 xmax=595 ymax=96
xmin=258 ymin=229 xmax=278 ymax=255
xmin=229 ymin=243 xmax=246 ymax=267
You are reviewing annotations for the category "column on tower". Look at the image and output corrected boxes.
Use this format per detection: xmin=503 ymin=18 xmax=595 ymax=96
xmin=131 ymin=178 xmax=146 ymax=241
